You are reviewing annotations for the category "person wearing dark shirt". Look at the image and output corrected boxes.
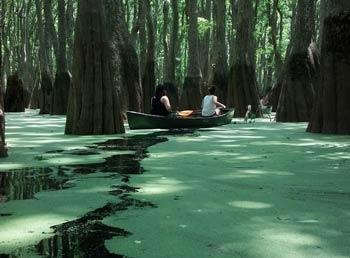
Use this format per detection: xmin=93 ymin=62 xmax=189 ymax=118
xmin=150 ymin=84 xmax=172 ymax=116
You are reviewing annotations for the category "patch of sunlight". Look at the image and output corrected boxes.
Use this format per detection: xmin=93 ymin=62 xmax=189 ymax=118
xmin=219 ymin=135 xmax=266 ymax=140
xmin=228 ymin=201 xmax=272 ymax=209
xmin=235 ymin=155 xmax=263 ymax=160
xmin=5 ymin=126 xmax=22 ymax=129
xmin=204 ymin=150 xmax=239 ymax=156
xmin=318 ymin=152 xmax=350 ymax=160
xmin=241 ymin=169 xmax=294 ymax=176
xmin=76 ymin=185 xmax=113 ymax=193
xmin=152 ymin=151 xmax=199 ymax=158
xmin=297 ymin=219 xmax=319 ymax=223
xmin=0 ymin=214 xmax=66 ymax=244
xmin=242 ymin=169 xmax=267 ymax=175
xmin=138 ymin=184 xmax=189 ymax=195
xmin=137 ymin=178 xmax=189 ymax=195
xmin=174 ymin=138 xmax=205 ymax=143
xmin=219 ymin=144 xmax=244 ymax=148
xmin=146 ymin=166 xmax=173 ymax=171
xmin=213 ymin=173 xmax=258 ymax=180
xmin=261 ymin=229 xmax=320 ymax=246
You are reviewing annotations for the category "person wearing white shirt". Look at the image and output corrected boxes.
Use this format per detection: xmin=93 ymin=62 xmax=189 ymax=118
xmin=201 ymin=86 xmax=226 ymax=117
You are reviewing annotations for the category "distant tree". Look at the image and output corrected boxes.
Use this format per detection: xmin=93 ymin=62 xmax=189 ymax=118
xmin=35 ymin=0 xmax=53 ymax=114
xmin=227 ymin=0 xmax=260 ymax=117
xmin=210 ymin=0 xmax=228 ymax=102
xmin=51 ymin=0 xmax=70 ymax=115
xmin=198 ymin=0 xmax=211 ymax=85
xmin=65 ymin=0 xmax=124 ymax=135
xmin=180 ymin=0 xmax=202 ymax=109
xmin=115 ymin=0 xmax=142 ymax=112
xmin=307 ymin=0 xmax=350 ymax=134
xmin=163 ymin=0 xmax=179 ymax=109
xmin=141 ymin=0 xmax=156 ymax=113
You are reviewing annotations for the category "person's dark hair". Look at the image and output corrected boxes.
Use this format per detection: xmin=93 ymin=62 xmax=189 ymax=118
xmin=155 ymin=84 xmax=166 ymax=99
xmin=208 ymin=86 xmax=216 ymax=95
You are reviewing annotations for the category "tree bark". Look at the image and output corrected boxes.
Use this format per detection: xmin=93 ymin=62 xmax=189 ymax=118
xmin=276 ymin=0 xmax=318 ymax=122
xmin=180 ymin=0 xmax=202 ymax=110
xmin=227 ymin=0 xmax=260 ymax=117
xmin=65 ymin=0 xmax=124 ymax=135
xmin=307 ymin=1 xmax=350 ymax=134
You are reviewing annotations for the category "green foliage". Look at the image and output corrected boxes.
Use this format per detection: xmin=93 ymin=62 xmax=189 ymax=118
xmin=0 ymin=0 xmax=320 ymax=99
xmin=197 ymin=17 xmax=213 ymax=39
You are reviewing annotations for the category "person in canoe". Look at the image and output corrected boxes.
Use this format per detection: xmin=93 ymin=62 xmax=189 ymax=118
xmin=150 ymin=84 xmax=172 ymax=116
xmin=201 ymin=86 xmax=226 ymax=117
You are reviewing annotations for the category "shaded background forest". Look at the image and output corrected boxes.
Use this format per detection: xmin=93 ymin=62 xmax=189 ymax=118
xmin=0 ymin=0 xmax=349 ymax=156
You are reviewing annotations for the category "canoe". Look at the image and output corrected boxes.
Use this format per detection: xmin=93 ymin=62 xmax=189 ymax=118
xmin=127 ymin=109 xmax=235 ymax=130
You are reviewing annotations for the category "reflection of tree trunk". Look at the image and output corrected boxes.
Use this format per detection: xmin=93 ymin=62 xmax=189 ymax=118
xmin=276 ymin=0 xmax=317 ymax=122
xmin=65 ymin=0 xmax=124 ymax=135
xmin=307 ymin=2 xmax=350 ymax=134
xmin=180 ymin=0 xmax=202 ymax=110
xmin=227 ymin=0 xmax=260 ymax=117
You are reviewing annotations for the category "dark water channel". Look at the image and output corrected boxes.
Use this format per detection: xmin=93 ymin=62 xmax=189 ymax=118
xmin=0 ymin=130 xmax=197 ymax=258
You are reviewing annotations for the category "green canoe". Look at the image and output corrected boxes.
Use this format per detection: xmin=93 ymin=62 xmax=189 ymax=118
xmin=127 ymin=109 xmax=234 ymax=130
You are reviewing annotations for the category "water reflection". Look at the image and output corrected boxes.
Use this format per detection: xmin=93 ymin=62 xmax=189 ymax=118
xmin=0 ymin=130 xmax=196 ymax=257
xmin=0 ymin=166 xmax=70 ymax=202
xmin=34 ymin=196 xmax=156 ymax=258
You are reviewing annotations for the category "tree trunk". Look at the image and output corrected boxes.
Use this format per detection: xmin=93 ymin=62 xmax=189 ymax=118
xmin=162 ymin=0 xmax=170 ymax=83
xmin=51 ymin=0 xmax=70 ymax=115
xmin=210 ymin=0 xmax=228 ymax=103
xmin=307 ymin=1 xmax=350 ymax=134
xmin=115 ymin=0 xmax=142 ymax=112
xmin=180 ymin=0 xmax=202 ymax=110
xmin=0 ymin=2 xmax=7 ymax=157
xmin=141 ymin=0 xmax=156 ymax=113
xmin=227 ymin=0 xmax=260 ymax=117
xmin=229 ymin=0 xmax=238 ymax=66
xmin=35 ymin=0 xmax=53 ymax=115
xmin=163 ymin=0 xmax=179 ymax=109
xmin=65 ymin=0 xmax=124 ymax=135
xmin=276 ymin=0 xmax=317 ymax=122
xmin=198 ymin=0 xmax=211 ymax=85
xmin=66 ymin=0 xmax=75 ymax=71
xmin=44 ymin=0 xmax=58 ymax=64
xmin=4 ymin=73 xmax=25 ymax=112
